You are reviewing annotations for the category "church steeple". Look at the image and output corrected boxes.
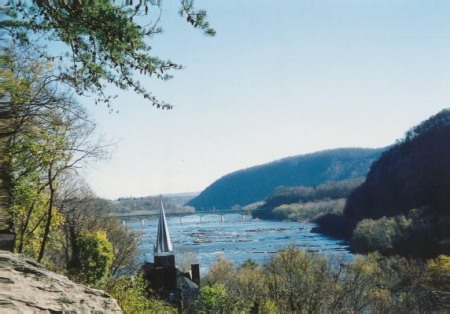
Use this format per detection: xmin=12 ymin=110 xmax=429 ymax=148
xmin=154 ymin=199 xmax=173 ymax=256
xmin=142 ymin=196 xmax=200 ymax=306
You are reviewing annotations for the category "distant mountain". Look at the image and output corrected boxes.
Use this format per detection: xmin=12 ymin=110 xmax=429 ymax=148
xmin=316 ymin=109 xmax=450 ymax=257
xmin=187 ymin=148 xmax=385 ymax=210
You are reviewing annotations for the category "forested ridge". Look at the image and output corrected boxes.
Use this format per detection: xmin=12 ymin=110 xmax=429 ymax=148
xmin=244 ymin=110 xmax=449 ymax=258
xmin=315 ymin=109 xmax=450 ymax=258
xmin=187 ymin=148 xmax=384 ymax=210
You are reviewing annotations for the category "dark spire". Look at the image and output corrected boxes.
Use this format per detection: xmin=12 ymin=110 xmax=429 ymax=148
xmin=154 ymin=199 xmax=173 ymax=255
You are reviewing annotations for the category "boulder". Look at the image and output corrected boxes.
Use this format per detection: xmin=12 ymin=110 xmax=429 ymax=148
xmin=0 ymin=250 xmax=122 ymax=313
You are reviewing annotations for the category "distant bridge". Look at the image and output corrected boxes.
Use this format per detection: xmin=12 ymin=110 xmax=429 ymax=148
xmin=115 ymin=208 xmax=256 ymax=224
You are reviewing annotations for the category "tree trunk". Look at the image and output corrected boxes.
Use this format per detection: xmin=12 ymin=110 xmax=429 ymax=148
xmin=68 ymin=221 xmax=80 ymax=277
xmin=0 ymin=101 xmax=14 ymax=252
xmin=37 ymin=168 xmax=54 ymax=262
xmin=17 ymin=200 xmax=36 ymax=253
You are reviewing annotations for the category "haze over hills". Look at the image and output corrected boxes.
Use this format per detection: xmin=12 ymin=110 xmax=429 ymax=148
xmin=187 ymin=147 xmax=385 ymax=210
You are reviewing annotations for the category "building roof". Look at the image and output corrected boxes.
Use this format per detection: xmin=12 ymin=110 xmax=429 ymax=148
xmin=154 ymin=199 xmax=173 ymax=255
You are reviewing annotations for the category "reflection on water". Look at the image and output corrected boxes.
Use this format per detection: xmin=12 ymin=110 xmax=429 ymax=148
xmin=129 ymin=214 xmax=353 ymax=274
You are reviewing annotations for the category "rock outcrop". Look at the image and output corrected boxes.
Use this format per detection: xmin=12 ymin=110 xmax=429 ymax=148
xmin=0 ymin=250 xmax=122 ymax=313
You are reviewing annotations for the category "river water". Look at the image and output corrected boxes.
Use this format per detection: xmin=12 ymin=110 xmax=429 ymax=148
xmin=128 ymin=214 xmax=353 ymax=274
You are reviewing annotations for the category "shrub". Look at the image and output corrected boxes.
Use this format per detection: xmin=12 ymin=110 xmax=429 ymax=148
xmin=73 ymin=230 xmax=114 ymax=286
xmin=103 ymin=274 xmax=173 ymax=313
xmin=352 ymin=215 xmax=412 ymax=254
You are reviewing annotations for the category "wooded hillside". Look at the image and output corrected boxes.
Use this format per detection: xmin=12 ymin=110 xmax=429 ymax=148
xmin=187 ymin=148 xmax=384 ymax=210
xmin=316 ymin=109 xmax=450 ymax=257
xmin=252 ymin=178 xmax=364 ymax=221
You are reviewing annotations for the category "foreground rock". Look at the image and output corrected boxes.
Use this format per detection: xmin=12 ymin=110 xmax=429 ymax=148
xmin=0 ymin=250 xmax=121 ymax=313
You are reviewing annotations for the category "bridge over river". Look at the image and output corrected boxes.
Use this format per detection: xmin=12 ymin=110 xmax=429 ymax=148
xmin=115 ymin=208 xmax=258 ymax=224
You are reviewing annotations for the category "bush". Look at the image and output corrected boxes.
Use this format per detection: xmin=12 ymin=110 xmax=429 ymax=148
xmin=266 ymin=246 xmax=333 ymax=312
xmin=201 ymin=247 xmax=448 ymax=312
xmin=103 ymin=274 xmax=173 ymax=313
xmin=273 ymin=198 xmax=346 ymax=222
xmin=73 ymin=230 xmax=114 ymax=286
xmin=352 ymin=215 xmax=412 ymax=254
xmin=202 ymin=257 xmax=269 ymax=313
xmin=199 ymin=283 xmax=228 ymax=313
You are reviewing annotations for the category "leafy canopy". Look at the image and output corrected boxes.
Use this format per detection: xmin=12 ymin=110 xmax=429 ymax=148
xmin=2 ymin=0 xmax=215 ymax=109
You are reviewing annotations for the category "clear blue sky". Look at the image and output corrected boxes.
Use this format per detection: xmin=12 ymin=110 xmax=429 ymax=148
xmin=84 ymin=0 xmax=450 ymax=199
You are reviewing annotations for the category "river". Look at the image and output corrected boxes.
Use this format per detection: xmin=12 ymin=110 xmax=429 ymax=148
xmin=128 ymin=214 xmax=353 ymax=274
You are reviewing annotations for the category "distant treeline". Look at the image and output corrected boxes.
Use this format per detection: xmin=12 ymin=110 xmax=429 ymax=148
xmin=252 ymin=178 xmax=363 ymax=221
xmin=113 ymin=196 xmax=176 ymax=213
xmin=111 ymin=195 xmax=196 ymax=214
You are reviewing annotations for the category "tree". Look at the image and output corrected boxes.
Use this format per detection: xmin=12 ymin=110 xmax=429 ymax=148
xmin=351 ymin=215 xmax=412 ymax=254
xmin=202 ymin=257 xmax=272 ymax=313
xmin=0 ymin=106 xmax=13 ymax=250
xmin=200 ymin=247 xmax=448 ymax=312
xmin=56 ymin=176 xmax=141 ymax=276
xmin=199 ymin=283 xmax=228 ymax=313
xmin=265 ymin=246 xmax=333 ymax=312
xmin=1 ymin=0 xmax=214 ymax=253
xmin=2 ymin=0 xmax=215 ymax=109
xmin=233 ymin=262 xmax=270 ymax=312
xmin=6 ymin=47 xmax=142 ymax=277
xmin=0 ymin=19 xmax=14 ymax=251
xmin=103 ymin=274 xmax=173 ymax=313
xmin=341 ymin=253 xmax=441 ymax=312
xmin=239 ymin=258 xmax=258 ymax=270
xmin=203 ymin=255 xmax=236 ymax=286
xmin=10 ymin=102 xmax=107 ymax=262
xmin=73 ymin=230 xmax=114 ymax=286
xmin=0 ymin=1 xmax=214 ymax=252
xmin=6 ymin=49 xmax=109 ymax=263
xmin=427 ymin=254 xmax=450 ymax=300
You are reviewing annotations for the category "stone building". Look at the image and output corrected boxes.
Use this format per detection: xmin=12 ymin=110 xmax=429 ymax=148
xmin=142 ymin=200 xmax=200 ymax=311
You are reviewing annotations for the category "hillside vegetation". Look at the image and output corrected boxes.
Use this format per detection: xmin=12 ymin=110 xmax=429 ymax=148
xmin=199 ymin=248 xmax=450 ymax=312
xmin=253 ymin=178 xmax=363 ymax=221
xmin=187 ymin=148 xmax=384 ymax=210
xmin=316 ymin=109 xmax=450 ymax=258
